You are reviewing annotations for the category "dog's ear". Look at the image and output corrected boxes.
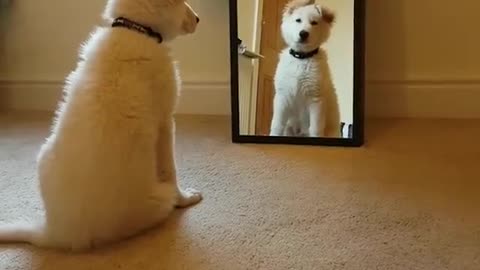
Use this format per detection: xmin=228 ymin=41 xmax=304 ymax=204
xmin=318 ymin=5 xmax=335 ymax=24
xmin=284 ymin=0 xmax=315 ymax=15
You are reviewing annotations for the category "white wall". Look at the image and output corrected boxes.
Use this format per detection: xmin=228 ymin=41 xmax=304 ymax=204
xmin=0 ymin=0 xmax=231 ymax=114
xmin=237 ymin=0 xmax=257 ymax=134
xmin=2 ymin=0 xmax=480 ymax=118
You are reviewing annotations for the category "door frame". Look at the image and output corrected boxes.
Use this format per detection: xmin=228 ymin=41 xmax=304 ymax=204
xmin=248 ymin=0 xmax=264 ymax=134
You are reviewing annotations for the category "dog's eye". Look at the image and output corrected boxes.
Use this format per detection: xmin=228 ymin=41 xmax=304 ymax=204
xmin=311 ymin=21 xmax=318 ymax=25
xmin=296 ymin=18 xmax=301 ymax=23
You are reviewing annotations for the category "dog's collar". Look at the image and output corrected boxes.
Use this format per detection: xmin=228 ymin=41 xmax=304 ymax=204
xmin=112 ymin=17 xmax=163 ymax=44
xmin=289 ymin=48 xmax=319 ymax=59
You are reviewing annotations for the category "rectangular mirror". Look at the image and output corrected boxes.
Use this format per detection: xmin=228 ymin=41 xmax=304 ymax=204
xmin=229 ymin=0 xmax=365 ymax=146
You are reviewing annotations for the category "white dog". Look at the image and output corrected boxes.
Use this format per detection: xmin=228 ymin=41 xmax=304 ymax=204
xmin=270 ymin=0 xmax=340 ymax=138
xmin=0 ymin=0 xmax=202 ymax=251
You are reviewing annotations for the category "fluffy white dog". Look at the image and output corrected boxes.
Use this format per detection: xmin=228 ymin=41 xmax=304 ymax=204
xmin=0 ymin=0 xmax=202 ymax=251
xmin=270 ymin=0 xmax=341 ymax=138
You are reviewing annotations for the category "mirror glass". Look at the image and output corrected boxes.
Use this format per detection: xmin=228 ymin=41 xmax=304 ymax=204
xmin=233 ymin=0 xmax=362 ymax=143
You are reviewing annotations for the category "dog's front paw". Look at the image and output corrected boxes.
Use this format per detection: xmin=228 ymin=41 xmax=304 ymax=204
xmin=269 ymin=129 xmax=283 ymax=136
xmin=308 ymin=129 xmax=325 ymax=138
xmin=176 ymin=188 xmax=202 ymax=208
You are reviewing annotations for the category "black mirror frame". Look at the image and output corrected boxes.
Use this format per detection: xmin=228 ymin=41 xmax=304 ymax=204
xmin=229 ymin=0 xmax=365 ymax=147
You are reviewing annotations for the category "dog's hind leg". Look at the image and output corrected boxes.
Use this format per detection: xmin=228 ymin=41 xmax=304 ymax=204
xmin=130 ymin=181 xmax=177 ymax=233
xmin=156 ymin=119 xmax=202 ymax=208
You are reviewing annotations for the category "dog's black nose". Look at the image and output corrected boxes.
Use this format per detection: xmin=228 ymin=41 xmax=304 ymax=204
xmin=196 ymin=16 xmax=200 ymax=23
xmin=299 ymin=30 xmax=309 ymax=41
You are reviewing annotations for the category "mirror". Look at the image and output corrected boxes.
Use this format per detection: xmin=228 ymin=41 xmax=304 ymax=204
xmin=229 ymin=0 xmax=364 ymax=146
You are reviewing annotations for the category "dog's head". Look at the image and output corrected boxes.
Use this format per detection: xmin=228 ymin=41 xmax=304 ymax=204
xmin=168 ymin=0 xmax=199 ymax=37
xmin=281 ymin=0 xmax=335 ymax=52
xmin=104 ymin=0 xmax=199 ymax=41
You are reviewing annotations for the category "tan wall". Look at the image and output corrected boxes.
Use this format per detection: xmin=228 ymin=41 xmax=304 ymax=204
xmin=0 ymin=0 xmax=231 ymax=114
xmin=1 ymin=0 xmax=480 ymax=118
xmin=0 ymin=0 xmax=230 ymax=82
xmin=366 ymin=0 xmax=480 ymax=118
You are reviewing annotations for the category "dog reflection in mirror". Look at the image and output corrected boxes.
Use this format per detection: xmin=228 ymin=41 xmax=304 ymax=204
xmin=270 ymin=0 xmax=340 ymax=138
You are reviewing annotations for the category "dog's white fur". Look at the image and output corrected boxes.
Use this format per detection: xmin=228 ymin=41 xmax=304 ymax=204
xmin=270 ymin=0 xmax=340 ymax=137
xmin=0 ymin=0 xmax=202 ymax=251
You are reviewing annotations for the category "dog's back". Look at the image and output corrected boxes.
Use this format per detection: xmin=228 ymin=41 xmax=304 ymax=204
xmin=33 ymin=26 xmax=178 ymax=250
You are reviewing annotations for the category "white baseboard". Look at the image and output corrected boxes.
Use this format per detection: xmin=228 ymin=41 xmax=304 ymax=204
xmin=176 ymin=81 xmax=231 ymax=115
xmin=0 ymin=79 xmax=231 ymax=115
xmin=366 ymin=79 xmax=480 ymax=119
xmin=2 ymin=79 xmax=480 ymax=118
xmin=0 ymin=80 xmax=61 ymax=111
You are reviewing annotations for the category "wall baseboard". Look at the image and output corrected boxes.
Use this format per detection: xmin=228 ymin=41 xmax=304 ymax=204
xmin=0 ymin=79 xmax=231 ymax=115
xmin=2 ymin=79 xmax=480 ymax=118
xmin=366 ymin=79 xmax=480 ymax=119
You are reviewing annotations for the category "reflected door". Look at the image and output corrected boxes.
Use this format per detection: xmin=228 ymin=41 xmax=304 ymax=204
xmin=255 ymin=0 xmax=290 ymax=136
xmin=238 ymin=0 xmax=262 ymax=135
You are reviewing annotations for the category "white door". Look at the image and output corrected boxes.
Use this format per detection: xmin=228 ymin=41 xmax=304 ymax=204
xmin=237 ymin=0 xmax=263 ymax=135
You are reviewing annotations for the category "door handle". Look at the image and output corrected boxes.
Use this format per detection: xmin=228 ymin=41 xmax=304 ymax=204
xmin=239 ymin=48 xmax=264 ymax=59
xmin=238 ymin=38 xmax=264 ymax=59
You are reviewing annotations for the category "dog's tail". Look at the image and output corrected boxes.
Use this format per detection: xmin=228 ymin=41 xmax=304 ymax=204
xmin=0 ymin=221 xmax=48 ymax=246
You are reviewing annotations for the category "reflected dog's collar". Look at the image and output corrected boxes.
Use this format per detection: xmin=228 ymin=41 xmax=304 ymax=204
xmin=289 ymin=48 xmax=319 ymax=59
xmin=112 ymin=17 xmax=163 ymax=44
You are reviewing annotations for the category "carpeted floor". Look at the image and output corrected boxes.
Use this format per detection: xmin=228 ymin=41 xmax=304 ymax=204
xmin=0 ymin=112 xmax=479 ymax=270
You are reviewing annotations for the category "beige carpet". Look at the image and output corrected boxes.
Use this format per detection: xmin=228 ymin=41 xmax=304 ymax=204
xmin=0 ymin=112 xmax=479 ymax=270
